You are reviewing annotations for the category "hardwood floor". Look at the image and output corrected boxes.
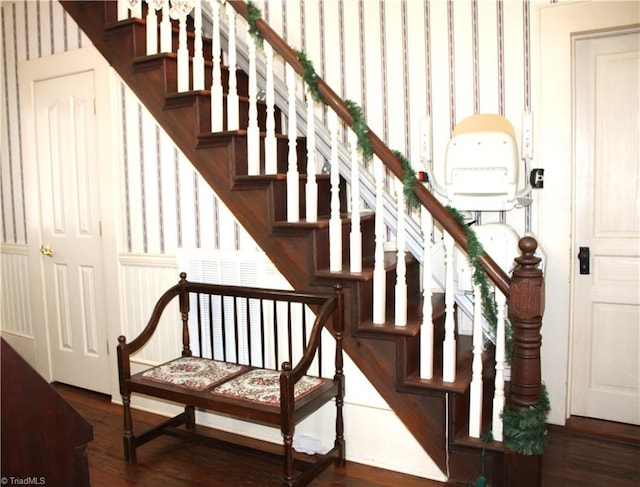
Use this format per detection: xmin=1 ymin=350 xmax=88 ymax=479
xmin=53 ymin=383 xmax=454 ymax=487
xmin=541 ymin=417 xmax=640 ymax=487
xmin=54 ymin=383 xmax=639 ymax=486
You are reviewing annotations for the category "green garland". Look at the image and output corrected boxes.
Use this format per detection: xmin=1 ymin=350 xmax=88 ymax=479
xmin=295 ymin=49 xmax=322 ymax=103
xmin=446 ymin=206 xmax=498 ymax=326
xmin=345 ymin=99 xmax=374 ymax=161
xmin=246 ymin=1 xmax=264 ymax=46
xmin=501 ymin=384 xmax=550 ymax=455
xmin=393 ymin=150 xmax=420 ymax=209
xmin=331 ymin=100 xmax=422 ymax=212
xmin=446 ymin=206 xmax=514 ymax=359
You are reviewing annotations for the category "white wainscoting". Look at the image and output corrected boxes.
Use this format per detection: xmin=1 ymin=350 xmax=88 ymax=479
xmin=118 ymin=253 xmax=181 ymax=365
xmin=0 ymin=244 xmax=37 ymax=367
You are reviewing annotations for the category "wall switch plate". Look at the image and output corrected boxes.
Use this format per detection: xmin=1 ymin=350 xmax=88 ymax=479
xmin=530 ymin=168 xmax=544 ymax=188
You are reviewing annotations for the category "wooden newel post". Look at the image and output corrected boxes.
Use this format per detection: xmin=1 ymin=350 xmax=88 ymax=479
xmin=506 ymin=236 xmax=545 ymax=486
xmin=509 ymin=236 xmax=544 ymax=409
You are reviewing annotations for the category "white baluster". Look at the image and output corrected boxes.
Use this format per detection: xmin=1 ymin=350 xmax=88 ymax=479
xmin=170 ymin=0 xmax=193 ymax=92
xmin=329 ymin=111 xmax=342 ymax=272
xmin=130 ymin=0 xmax=142 ymax=18
xmin=443 ymin=232 xmax=457 ymax=382
xmin=226 ymin=2 xmax=239 ymax=130
xmin=305 ymin=94 xmax=318 ymax=223
xmin=117 ymin=1 xmax=129 ymax=21
xmin=469 ymin=284 xmax=485 ymax=438
xmin=177 ymin=14 xmax=189 ymax=91
xmin=192 ymin=0 xmax=204 ymax=91
xmin=420 ymin=207 xmax=434 ymax=378
xmin=159 ymin=1 xmax=172 ymax=53
xmin=348 ymin=132 xmax=362 ymax=273
xmin=492 ymin=289 xmax=507 ymax=441
xmin=246 ymin=33 xmax=260 ymax=175
xmin=210 ymin=0 xmax=223 ymax=131
xmin=264 ymin=43 xmax=277 ymax=174
xmin=286 ymin=64 xmax=299 ymax=222
xmin=145 ymin=1 xmax=160 ymax=55
xmin=372 ymin=157 xmax=386 ymax=324
xmin=394 ymin=178 xmax=407 ymax=326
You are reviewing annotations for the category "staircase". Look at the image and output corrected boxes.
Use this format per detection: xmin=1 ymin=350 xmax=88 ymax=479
xmin=59 ymin=1 xmax=545 ymax=485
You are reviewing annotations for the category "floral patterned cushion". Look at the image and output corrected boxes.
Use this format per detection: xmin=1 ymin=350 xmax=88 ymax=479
xmin=141 ymin=357 xmax=248 ymax=392
xmin=211 ymin=369 xmax=325 ymax=406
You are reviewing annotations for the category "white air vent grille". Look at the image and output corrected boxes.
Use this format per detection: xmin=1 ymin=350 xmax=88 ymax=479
xmin=177 ymin=249 xmax=268 ymax=361
xmin=179 ymin=248 xmax=266 ymax=287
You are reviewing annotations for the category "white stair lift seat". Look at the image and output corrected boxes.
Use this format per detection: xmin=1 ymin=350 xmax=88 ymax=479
xmin=456 ymin=223 xmax=521 ymax=294
xmin=443 ymin=114 xmax=520 ymax=211
xmin=454 ymin=223 xmax=519 ymax=341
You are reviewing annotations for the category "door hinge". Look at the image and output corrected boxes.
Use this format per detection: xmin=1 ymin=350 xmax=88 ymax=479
xmin=106 ymin=340 xmax=110 ymax=355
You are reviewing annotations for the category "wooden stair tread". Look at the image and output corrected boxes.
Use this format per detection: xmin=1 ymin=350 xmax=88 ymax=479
xmin=315 ymin=247 xmax=417 ymax=279
xmin=272 ymin=210 xmax=373 ymax=231
xmin=452 ymin=432 xmax=506 ymax=453
xmin=404 ymin=373 xmax=470 ymax=394
xmin=403 ymin=333 xmax=495 ymax=395
xmin=104 ymin=17 xmax=144 ymax=31
xmin=198 ymin=130 xmax=307 ymax=144
xmin=358 ymin=320 xmax=422 ymax=337
xmin=164 ymin=89 xmax=264 ymax=108
xmin=404 ymin=338 xmax=475 ymax=395
xmin=314 ymin=267 xmax=374 ymax=282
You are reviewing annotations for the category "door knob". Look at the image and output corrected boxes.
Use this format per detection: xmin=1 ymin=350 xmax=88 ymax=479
xmin=40 ymin=245 xmax=54 ymax=257
xmin=578 ymin=246 xmax=589 ymax=275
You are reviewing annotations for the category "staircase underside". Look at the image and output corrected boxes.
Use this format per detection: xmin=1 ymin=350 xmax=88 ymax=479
xmin=59 ymin=2 xmax=505 ymax=483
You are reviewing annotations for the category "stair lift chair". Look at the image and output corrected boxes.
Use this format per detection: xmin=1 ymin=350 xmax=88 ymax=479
xmin=423 ymin=112 xmax=539 ymax=339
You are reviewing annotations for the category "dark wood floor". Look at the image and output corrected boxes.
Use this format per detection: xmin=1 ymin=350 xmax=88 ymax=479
xmin=542 ymin=417 xmax=640 ymax=486
xmin=54 ymin=383 xmax=640 ymax=486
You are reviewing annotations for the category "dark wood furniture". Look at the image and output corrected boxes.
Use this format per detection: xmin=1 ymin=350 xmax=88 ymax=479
xmin=116 ymin=273 xmax=345 ymax=487
xmin=1 ymin=338 xmax=93 ymax=487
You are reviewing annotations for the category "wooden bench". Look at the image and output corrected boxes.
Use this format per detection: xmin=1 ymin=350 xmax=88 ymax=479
xmin=116 ymin=273 xmax=345 ymax=487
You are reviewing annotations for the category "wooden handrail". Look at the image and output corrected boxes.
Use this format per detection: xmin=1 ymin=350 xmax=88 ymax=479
xmin=227 ymin=0 xmax=511 ymax=297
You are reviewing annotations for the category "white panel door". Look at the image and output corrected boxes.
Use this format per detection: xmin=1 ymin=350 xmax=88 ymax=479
xmin=571 ymin=31 xmax=640 ymax=425
xmin=34 ymin=70 xmax=111 ymax=394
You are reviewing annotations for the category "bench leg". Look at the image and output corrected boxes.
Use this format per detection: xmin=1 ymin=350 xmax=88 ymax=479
xmin=282 ymin=430 xmax=295 ymax=487
xmin=122 ymin=394 xmax=137 ymax=464
xmin=335 ymin=392 xmax=345 ymax=467
xmin=185 ymin=405 xmax=196 ymax=431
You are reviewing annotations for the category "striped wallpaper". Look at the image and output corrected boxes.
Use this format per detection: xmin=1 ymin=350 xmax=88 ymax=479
xmin=0 ymin=0 xmax=256 ymax=254
xmin=1 ymin=0 xmax=557 ymax=250
xmin=115 ymin=78 xmax=254 ymax=254
xmin=256 ymin=1 xmax=532 ymax=159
